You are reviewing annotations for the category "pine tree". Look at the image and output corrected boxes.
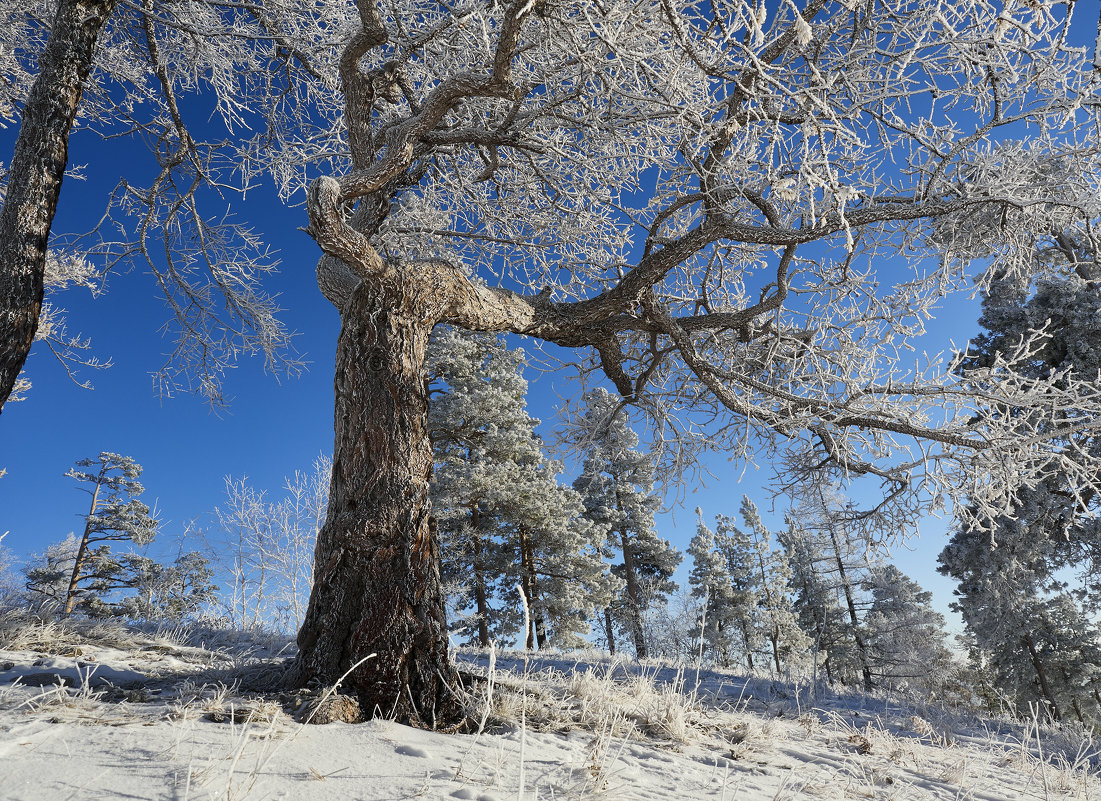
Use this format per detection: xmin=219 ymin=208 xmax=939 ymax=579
xmin=40 ymin=453 xmax=159 ymax=616
xmin=779 ymin=516 xmax=864 ymax=686
xmin=940 ymin=264 xmax=1101 ymax=722
xmin=787 ymin=483 xmax=878 ymax=690
xmin=118 ymin=551 xmax=218 ymax=623
xmin=687 ymin=511 xmax=742 ymax=666
xmin=428 ymin=327 xmax=614 ymax=649
xmin=572 ymin=388 xmax=680 ymax=658
xmin=740 ymin=498 xmax=812 ymax=676
xmin=862 ymin=565 xmax=954 ymax=693
xmin=939 ymin=503 xmax=1101 ymax=723
xmin=688 ymin=499 xmax=810 ymax=674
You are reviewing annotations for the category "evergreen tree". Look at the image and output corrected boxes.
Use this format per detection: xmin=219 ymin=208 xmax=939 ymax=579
xmin=786 ymin=483 xmax=878 ymax=690
xmin=740 ymin=498 xmax=812 ymax=676
xmin=688 ymin=499 xmax=810 ymax=674
xmin=862 ymin=564 xmax=954 ymax=693
xmin=117 ymin=551 xmax=218 ymax=623
xmin=687 ymin=511 xmax=742 ymax=666
xmin=572 ymin=388 xmax=680 ymax=658
xmin=27 ymin=453 xmax=160 ymax=616
xmin=939 ymin=504 xmax=1101 ymax=722
xmin=940 ymin=264 xmax=1101 ymax=722
xmin=779 ymin=516 xmax=865 ymax=687
xmin=428 ymin=327 xmax=614 ymax=649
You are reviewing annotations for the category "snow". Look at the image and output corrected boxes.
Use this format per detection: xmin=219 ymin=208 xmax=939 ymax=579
xmin=1 ymin=626 xmax=1098 ymax=801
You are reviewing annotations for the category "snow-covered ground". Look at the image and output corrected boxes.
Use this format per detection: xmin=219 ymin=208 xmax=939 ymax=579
xmin=1 ymin=615 xmax=1098 ymax=801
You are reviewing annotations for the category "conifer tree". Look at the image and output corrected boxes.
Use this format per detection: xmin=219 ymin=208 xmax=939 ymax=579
xmin=428 ymin=327 xmax=614 ymax=648
xmin=687 ymin=511 xmax=742 ymax=666
xmin=940 ymin=262 xmax=1101 ymax=722
xmin=689 ymin=499 xmax=810 ymax=673
xmin=787 ymin=483 xmax=878 ymax=690
xmin=939 ymin=502 xmax=1101 ymax=722
xmin=572 ymin=388 xmax=680 ymax=658
xmin=740 ymin=498 xmax=811 ymax=676
xmin=862 ymin=565 xmax=954 ymax=693
xmin=50 ymin=453 xmax=158 ymax=616
xmin=779 ymin=516 xmax=865 ymax=686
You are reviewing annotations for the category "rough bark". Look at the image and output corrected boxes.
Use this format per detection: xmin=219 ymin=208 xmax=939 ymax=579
xmin=0 ymin=0 xmax=119 ymax=410
xmin=604 ymin=606 xmax=616 ymax=656
xmin=289 ymin=277 xmax=461 ymax=726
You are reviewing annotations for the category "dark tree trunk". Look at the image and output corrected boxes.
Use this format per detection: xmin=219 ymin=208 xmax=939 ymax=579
xmin=290 ymin=280 xmax=460 ymax=726
xmin=64 ymin=461 xmax=106 ymax=615
xmin=619 ymin=529 xmax=648 ymax=658
xmin=604 ymin=606 xmax=616 ymax=656
xmin=471 ymin=506 xmax=491 ymax=648
xmin=1023 ymin=632 xmax=1062 ymax=722
xmin=739 ymin=619 xmax=755 ymax=671
xmin=517 ymin=526 xmax=547 ymax=650
xmin=827 ymin=526 xmax=874 ymax=692
xmin=0 ymin=0 xmax=119 ymax=410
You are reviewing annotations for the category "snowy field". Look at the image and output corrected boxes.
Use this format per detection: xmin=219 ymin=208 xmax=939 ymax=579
xmin=1 ymin=614 xmax=1098 ymax=801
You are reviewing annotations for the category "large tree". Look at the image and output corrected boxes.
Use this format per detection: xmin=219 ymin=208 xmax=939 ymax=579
xmin=284 ymin=0 xmax=1101 ymax=722
xmin=6 ymin=0 xmax=1101 ymax=725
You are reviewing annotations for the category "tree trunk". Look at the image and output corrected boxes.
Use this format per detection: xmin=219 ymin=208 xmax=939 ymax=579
xmin=827 ymin=526 xmax=874 ymax=692
xmin=63 ymin=464 xmax=105 ymax=615
xmin=471 ymin=506 xmax=491 ymax=648
xmin=289 ymin=280 xmax=460 ymax=726
xmin=1023 ymin=632 xmax=1062 ymax=722
xmin=619 ymin=529 xmax=648 ymax=658
xmin=0 ymin=0 xmax=119 ymax=409
xmin=604 ymin=606 xmax=616 ymax=656
xmin=739 ymin=619 xmax=755 ymax=671
xmin=519 ymin=526 xmax=542 ymax=650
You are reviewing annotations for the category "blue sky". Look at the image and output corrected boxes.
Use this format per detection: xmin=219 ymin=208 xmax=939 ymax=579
xmin=0 ymin=83 xmax=981 ymax=641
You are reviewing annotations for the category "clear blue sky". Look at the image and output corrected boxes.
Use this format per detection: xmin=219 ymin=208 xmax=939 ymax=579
xmin=0 ymin=96 xmax=978 ymax=639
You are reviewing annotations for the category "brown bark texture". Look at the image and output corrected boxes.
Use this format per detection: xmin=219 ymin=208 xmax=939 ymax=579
xmin=0 ymin=0 xmax=118 ymax=410
xmin=289 ymin=277 xmax=461 ymax=726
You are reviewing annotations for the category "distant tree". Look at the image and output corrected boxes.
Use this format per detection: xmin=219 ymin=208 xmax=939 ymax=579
xmin=215 ymin=455 xmax=330 ymax=632
xmin=117 ymin=550 xmax=217 ymax=623
xmin=740 ymin=498 xmax=812 ymax=676
xmin=572 ymin=389 xmax=680 ymax=658
xmin=0 ymin=532 xmax=19 ymax=604
xmin=787 ymin=483 xmax=878 ymax=690
xmin=779 ymin=516 xmax=863 ymax=687
xmin=687 ymin=510 xmax=745 ymax=666
xmin=689 ymin=499 xmax=810 ymax=674
xmin=36 ymin=453 xmax=159 ymax=616
xmin=428 ymin=327 xmax=615 ymax=649
xmin=24 ymin=533 xmax=79 ymax=608
xmin=862 ymin=564 xmax=954 ymax=693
